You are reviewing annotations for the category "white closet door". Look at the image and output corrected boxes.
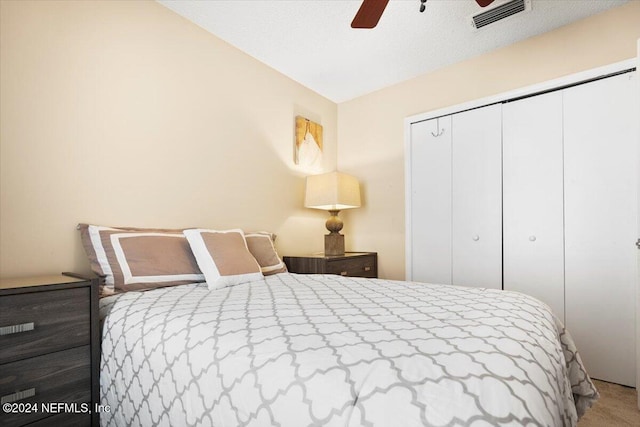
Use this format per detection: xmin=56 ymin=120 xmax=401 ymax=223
xmin=452 ymin=104 xmax=502 ymax=289
xmin=503 ymin=92 xmax=565 ymax=320
xmin=564 ymin=72 xmax=639 ymax=387
xmin=409 ymin=117 xmax=452 ymax=284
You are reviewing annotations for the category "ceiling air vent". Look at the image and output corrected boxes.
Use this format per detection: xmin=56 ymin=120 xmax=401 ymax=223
xmin=471 ymin=0 xmax=531 ymax=30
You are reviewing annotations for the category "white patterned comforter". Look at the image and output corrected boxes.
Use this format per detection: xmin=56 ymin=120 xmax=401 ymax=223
xmin=99 ymin=273 xmax=598 ymax=426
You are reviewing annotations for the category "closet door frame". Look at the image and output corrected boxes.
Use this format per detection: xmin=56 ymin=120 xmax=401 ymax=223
xmin=404 ymin=58 xmax=636 ymax=281
xmin=636 ymin=38 xmax=640 ymax=409
xmin=405 ymin=58 xmax=638 ymax=395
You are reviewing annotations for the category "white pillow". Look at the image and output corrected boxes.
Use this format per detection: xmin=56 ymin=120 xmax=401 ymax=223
xmin=183 ymin=229 xmax=263 ymax=290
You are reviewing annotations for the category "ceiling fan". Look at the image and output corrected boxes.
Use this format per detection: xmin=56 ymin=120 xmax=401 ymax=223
xmin=351 ymin=0 xmax=496 ymax=29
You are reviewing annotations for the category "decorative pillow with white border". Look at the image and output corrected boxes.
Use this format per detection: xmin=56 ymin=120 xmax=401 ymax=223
xmin=184 ymin=228 xmax=264 ymax=290
xmin=78 ymin=223 xmax=204 ymax=295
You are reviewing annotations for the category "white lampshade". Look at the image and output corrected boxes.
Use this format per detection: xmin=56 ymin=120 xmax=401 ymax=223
xmin=304 ymin=171 xmax=361 ymax=211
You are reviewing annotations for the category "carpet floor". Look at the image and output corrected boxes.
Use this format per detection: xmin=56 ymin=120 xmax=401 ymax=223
xmin=579 ymin=379 xmax=640 ymax=426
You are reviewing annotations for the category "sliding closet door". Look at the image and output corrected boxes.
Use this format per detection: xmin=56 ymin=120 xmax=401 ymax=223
xmin=451 ymin=104 xmax=502 ymax=289
xmin=503 ymin=92 xmax=565 ymax=320
xmin=564 ymin=72 xmax=639 ymax=387
xmin=409 ymin=117 xmax=452 ymax=284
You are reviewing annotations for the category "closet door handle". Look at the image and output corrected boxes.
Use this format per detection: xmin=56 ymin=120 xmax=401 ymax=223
xmin=472 ymin=235 xmax=480 ymax=241
xmin=529 ymin=235 xmax=537 ymax=242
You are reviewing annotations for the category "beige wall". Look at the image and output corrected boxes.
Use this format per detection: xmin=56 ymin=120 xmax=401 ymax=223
xmin=0 ymin=0 xmax=337 ymax=278
xmin=338 ymin=2 xmax=640 ymax=280
xmin=3 ymin=1 xmax=640 ymax=281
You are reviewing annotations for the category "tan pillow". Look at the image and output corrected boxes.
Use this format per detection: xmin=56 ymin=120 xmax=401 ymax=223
xmin=183 ymin=229 xmax=263 ymax=290
xmin=245 ymin=232 xmax=287 ymax=275
xmin=78 ymin=224 xmax=204 ymax=295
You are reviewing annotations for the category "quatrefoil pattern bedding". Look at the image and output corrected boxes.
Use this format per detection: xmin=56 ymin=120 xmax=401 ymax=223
xmin=99 ymin=273 xmax=597 ymax=426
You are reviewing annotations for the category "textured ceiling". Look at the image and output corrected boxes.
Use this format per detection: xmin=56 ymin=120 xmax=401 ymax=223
xmin=157 ymin=0 xmax=629 ymax=103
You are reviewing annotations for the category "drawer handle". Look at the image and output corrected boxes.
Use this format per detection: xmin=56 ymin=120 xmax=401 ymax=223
xmin=0 ymin=322 xmax=34 ymax=336
xmin=340 ymin=271 xmax=348 ymax=276
xmin=363 ymin=266 xmax=371 ymax=271
xmin=1 ymin=388 xmax=36 ymax=404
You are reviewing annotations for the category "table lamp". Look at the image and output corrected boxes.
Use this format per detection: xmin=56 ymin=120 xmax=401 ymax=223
xmin=304 ymin=171 xmax=361 ymax=256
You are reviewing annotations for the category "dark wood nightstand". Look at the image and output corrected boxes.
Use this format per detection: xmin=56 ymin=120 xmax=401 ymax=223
xmin=284 ymin=252 xmax=378 ymax=278
xmin=0 ymin=274 xmax=99 ymax=427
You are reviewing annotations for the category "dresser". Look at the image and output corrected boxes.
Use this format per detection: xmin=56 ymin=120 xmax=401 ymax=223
xmin=0 ymin=275 xmax=99 ymax=427
xmin=283 ymin=252 xmax=378 ymax=278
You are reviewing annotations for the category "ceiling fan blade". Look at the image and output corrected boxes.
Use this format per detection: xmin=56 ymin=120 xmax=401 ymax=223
xmin=351 ymin=0 xmax=390 ymax=29
xmin=475 ymin=0 xmax=495 ymax=6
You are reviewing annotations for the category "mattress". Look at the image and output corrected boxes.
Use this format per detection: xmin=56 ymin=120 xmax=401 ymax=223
xmin=99 ymin=273 xmax=598 ymax=426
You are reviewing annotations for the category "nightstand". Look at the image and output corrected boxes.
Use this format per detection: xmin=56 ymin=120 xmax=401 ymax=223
xmin=283 ymin=252 xmax=378 ymax=278
xmin=0 ymin=274 xmax=99 ymax=427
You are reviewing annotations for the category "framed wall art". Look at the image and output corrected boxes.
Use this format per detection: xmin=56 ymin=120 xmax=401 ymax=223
xmin=295 ymin=116 xmax=323 ymax=170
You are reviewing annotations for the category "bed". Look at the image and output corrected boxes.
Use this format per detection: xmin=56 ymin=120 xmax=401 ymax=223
xmin=98 ymin=273 xmax=598 ymax=427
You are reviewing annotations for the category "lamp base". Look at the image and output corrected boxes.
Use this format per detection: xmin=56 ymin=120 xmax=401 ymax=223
xmin=324 ymin=233 xmax=345 ymax=256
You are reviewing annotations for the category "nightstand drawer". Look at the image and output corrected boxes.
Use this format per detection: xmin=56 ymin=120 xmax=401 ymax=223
xmin=0 ymin=287 xmax=90 ymax=364
xmin=326 ymin=257 xmax=377 ymax=278
xmin=284 ymin=252 xmax=378 ymax=278
xmin=0 ymin=346 xmax=91 ymax=427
